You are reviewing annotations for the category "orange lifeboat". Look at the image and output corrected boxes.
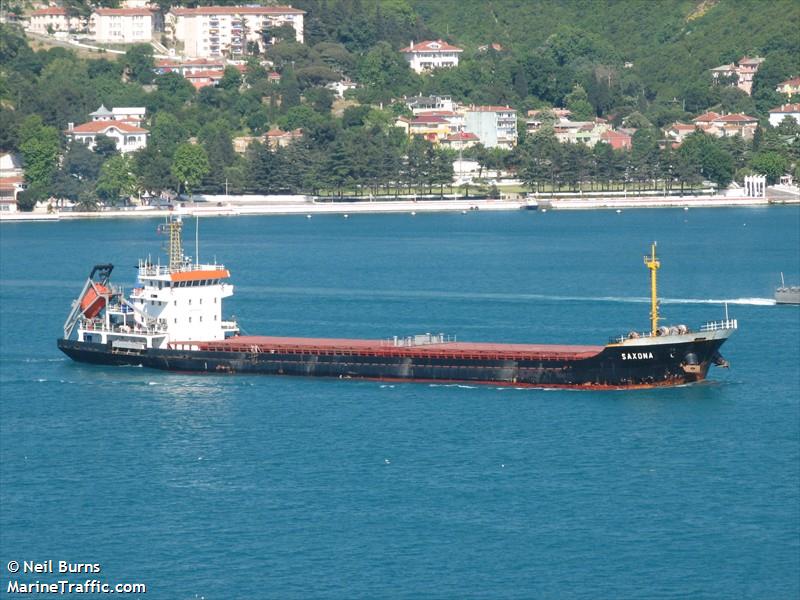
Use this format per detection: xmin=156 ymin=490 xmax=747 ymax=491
xmin=80 ymin=284 xmax=109 ymax=319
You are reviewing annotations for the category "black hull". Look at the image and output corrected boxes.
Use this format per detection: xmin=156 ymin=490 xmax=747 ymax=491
xmin=57 ymin=337 xmax=728 ymax=389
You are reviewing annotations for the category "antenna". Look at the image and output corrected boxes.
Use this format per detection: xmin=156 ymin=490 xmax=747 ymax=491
xmin=725 ymin=302 xmax=729 ymax=321
xmin=643 ymin=242 xmax=661 ymax=335
xmin=195 ymin=214 xmax=199 ymax=266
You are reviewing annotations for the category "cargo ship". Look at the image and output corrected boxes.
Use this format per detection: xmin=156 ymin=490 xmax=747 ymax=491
xmin=58 ymin=217 xmax=736 ymax=389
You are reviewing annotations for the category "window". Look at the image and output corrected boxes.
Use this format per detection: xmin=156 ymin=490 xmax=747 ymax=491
xmin=189 ymin=299 xmax=191 ymax=305
xmin=174 ymin=300 xmax=177 ymax=306
xmin=174 ymin=318 xmax=177 ymax=324
xmin=200 ymin=316 xmax=203 ymax=322
xmin=189 ymin=317 xmax=192 ymax=323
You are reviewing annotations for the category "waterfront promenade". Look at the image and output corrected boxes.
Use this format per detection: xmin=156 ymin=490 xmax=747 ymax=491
xmin=1 ymin=189 xmax=798 ymax=222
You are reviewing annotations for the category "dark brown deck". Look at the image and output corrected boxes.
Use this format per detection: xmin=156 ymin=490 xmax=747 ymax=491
xmin=189 ymin=335 xmax=604 ymax=361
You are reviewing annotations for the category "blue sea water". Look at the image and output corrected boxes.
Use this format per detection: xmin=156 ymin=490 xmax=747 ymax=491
xmin=1 ymin=208 xmax=799 ymax=599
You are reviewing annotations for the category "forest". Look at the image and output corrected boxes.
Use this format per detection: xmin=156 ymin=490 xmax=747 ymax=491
xmin=0 ymin=0 xmax=798 ymax=209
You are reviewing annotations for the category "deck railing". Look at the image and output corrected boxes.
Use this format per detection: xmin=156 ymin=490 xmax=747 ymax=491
xmin=699 ymin=319 xmax=738 ymax=332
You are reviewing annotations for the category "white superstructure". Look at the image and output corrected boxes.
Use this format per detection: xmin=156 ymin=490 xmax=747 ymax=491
xmin=63 ymin=217 xmax=238 ymax=351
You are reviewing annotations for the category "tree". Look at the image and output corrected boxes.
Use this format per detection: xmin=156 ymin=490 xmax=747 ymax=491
xmin=93 ymin=134 xmax=118 ymax=159
xmin=151 ymin=72 xmax=195 ymax=112
xmin=357 ymin=41 xmax=415 ymax=104
xmin=171 ymin=143 xmax=210 ymax=195
xmin=19 ymin=115 xmax=60 ymax=189
xmin=244 ymin=141 xmax=278 ymax=194
xmin=134 ymin=145 xmax=177 ymax=193
xmin=279 ymin=68 xmax=301 ymax=110
xmin=679 ymin=132 xmax=735 ymax=188
xmin=277 ymin=105 xmax=325 ymax=131
xmin=749 ymin=151 xmax=789 ymax=184
xmin=124 ymin=45 xmax=155 ymax=85
xmin=198 ymin=120 xmax=237 ymax=192
xmin=304 ymin=86 xmax=335 ymax=113
xmin=0 ymin=109 xmax=22 ymax=152
xmin=62 ymin=140 xmax=104 ymax=181
xmin=565 ymin=84 xmax=595 ymax=121
xmin=149 ymin=112 xmax=189 ymax=156
xmin=96 ymin=154 xmax=138 ymax=205
xmin=219 ymin=66 xmax=242 ymax=92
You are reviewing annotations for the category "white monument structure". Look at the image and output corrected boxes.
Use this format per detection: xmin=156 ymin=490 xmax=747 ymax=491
xmin=743 ymin=174 xmax=766 ymax=198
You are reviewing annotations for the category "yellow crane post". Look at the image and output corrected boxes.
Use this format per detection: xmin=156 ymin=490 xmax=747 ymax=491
xmin=643 ymin=242 xmax=660 ymax=334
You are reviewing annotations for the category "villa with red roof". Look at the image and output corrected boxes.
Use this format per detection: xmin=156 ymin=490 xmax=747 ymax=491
xmin=400 ymin=40 xmax=463 ymax=74
xmin=66 ymin=105 xmax=149 ymax=153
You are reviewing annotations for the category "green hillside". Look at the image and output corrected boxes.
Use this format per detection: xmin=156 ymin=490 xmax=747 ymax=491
xmin=409 ymin=0 xmax=799 ymax=99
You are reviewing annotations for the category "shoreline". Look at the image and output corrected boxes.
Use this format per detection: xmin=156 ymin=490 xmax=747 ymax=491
xmin=1 ymin=194 xmax=797 ymax=222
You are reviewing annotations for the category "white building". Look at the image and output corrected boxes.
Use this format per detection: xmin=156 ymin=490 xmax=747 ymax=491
xmin=0 ymin=153 xmax=25 ymax=213
xmin=89 ymin=105 xmax=147 ymax=126
xmin=406 ymin=95 xmax=456 ymax=114
xmin=67 ymin=113 xmax=149 ymax=154
xmin=463 ymin=106 xmax=518 ymax=149
xmin=28 ymin=7 xmax=84 ymax=34
xmin=400 ymin=40 xmax=463 ymax=74
xmin=90 ymin=7 xmax=156 ymax=43
xmin=166 ymin=5 xmax=305 ymax=59
xmin=768 ymin=103 xmax=800 ymax=127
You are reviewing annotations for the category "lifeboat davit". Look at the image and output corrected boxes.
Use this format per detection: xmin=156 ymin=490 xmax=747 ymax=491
xmin=80 ymin=284 xmax=109 ymax=318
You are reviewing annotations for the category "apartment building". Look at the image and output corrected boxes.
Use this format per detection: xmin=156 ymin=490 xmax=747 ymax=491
xmin=463 ymin=106 xmax=518 ymax=149
xmin=166 ymin=5 xmax=305 ymax=59
xmin=28 ymin=7 xmax=84 ymax=34
xmin=90 ymin=7 xmax=157 ymax=43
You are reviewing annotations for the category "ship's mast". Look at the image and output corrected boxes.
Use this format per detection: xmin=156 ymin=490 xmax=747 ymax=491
xmin=644 ymin=242 xmax=660 ymax=334
xmin=167 ymin=216 xmax=183 ymax=270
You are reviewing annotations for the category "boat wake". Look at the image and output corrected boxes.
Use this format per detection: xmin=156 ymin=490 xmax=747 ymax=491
xmin=242 ymin=285 xmax=776 ymax=307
